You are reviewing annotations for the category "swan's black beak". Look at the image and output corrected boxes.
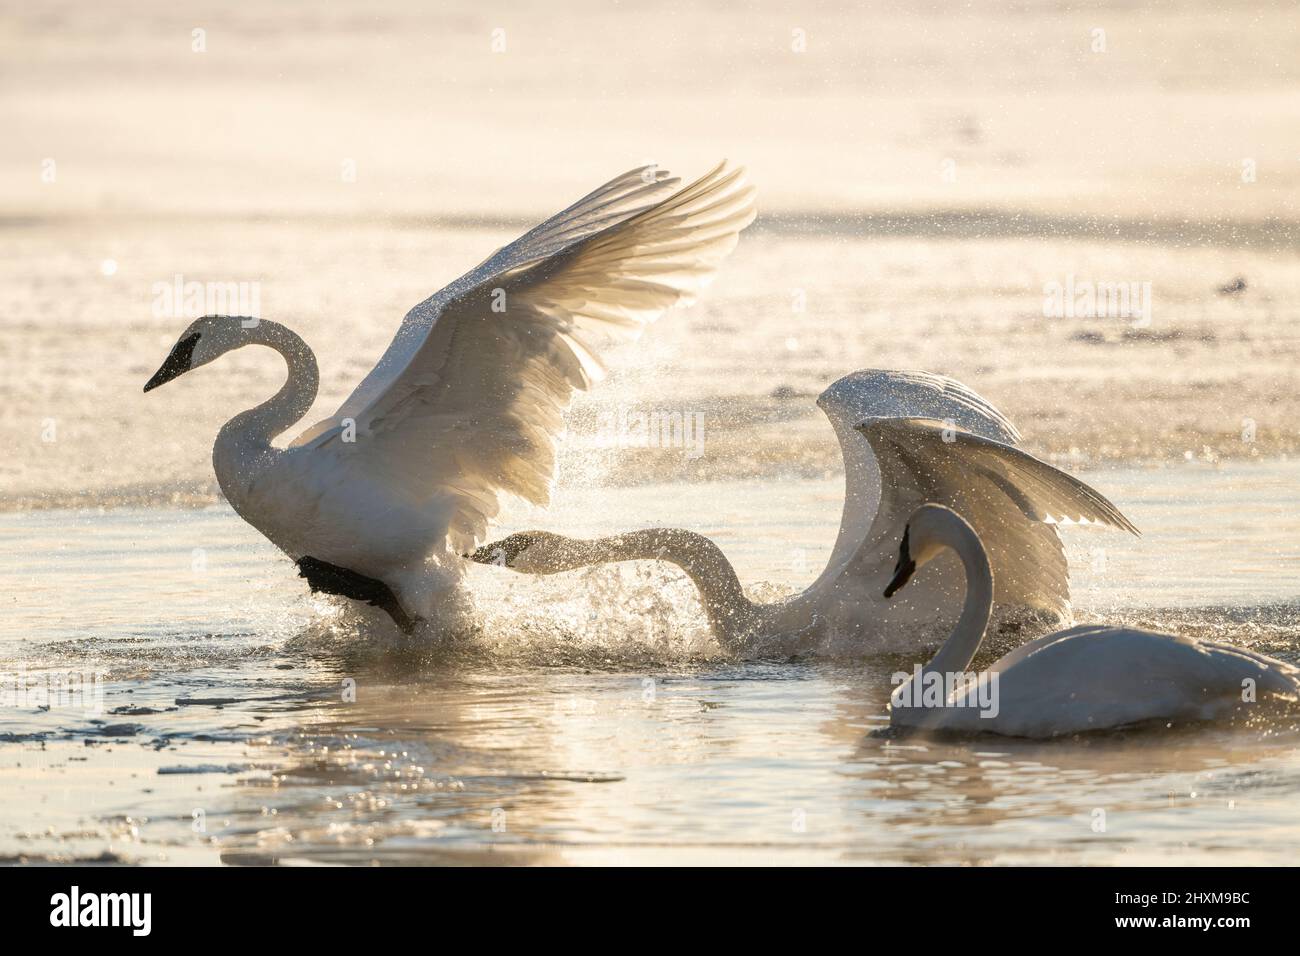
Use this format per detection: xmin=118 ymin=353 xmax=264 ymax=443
xmin=883 ymin=560 xmax=916 ymax=599
xmin=883 ymin=526 xmax=915 ymax=599
xmin=144 ymin=331 xmax=201 ymax=392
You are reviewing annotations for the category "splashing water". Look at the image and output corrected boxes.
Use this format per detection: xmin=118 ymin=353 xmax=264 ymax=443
xmin=2 ymin=456 xmax=1299 ymax=864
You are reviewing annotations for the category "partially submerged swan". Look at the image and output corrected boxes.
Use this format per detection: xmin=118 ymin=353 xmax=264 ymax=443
xmin=143 ymin=163 xmax=756 ymax=631
xmin=885 ymin=504 xmax=1300 ymax=737
xmin=471 ymin=370 xmax=1138 ymax=650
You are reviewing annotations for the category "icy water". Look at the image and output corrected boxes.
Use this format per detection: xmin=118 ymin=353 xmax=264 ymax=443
xmin=3 ymin=461 xmax=1299 ymax=865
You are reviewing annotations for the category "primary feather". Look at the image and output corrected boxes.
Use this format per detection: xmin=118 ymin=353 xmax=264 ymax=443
xmin=287 ymin=163 xmax=756 ymax=556
xmin=145 ymin=163 xmax=756 ymax=630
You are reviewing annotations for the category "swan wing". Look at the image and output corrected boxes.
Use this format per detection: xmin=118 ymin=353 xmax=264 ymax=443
xmin=817 ymin=368 xmax=1020 ymax=444
xmin=809 ymin=370 xmax=1022 ymax=599
xmin=864 ymin=418 xmax=1137 ymax=530
xmin=292 ymin=163 xmax=756 ymax=553
xmin=854 ymin=418 xmax=1138 ymax=619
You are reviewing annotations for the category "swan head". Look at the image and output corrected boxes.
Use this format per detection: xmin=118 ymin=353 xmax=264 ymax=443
xmin=467 ymin=531 xmax=567 ymax=572
xmin=883 ymin=503 xmax=971 ymax=598
xmin=143 ymin=316 xmax=255 ymax=392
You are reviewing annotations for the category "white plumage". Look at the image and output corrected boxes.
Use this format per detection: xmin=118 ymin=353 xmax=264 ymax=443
xmin=824 ymin=370 xmax=1137 ymax=629
xmin=144 ymin=163 xmax=756 ymax=629
xmin=472 ymin=369 xmax=1138 ymax=650
xmin=886 ymin=504 xmax=1300 ymax=737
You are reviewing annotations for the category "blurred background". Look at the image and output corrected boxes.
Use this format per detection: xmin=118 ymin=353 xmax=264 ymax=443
xmin=3 ymin=0 xmax=1299 ymax=507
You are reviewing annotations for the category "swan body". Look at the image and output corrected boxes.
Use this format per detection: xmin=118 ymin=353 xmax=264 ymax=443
xmin=472 ymin=370 xmax=1138 ymax=650
xmin=885 ymin=504 xmax=1300 ymax=737
xmin=143 ymin=163 xmax=756 ymax=630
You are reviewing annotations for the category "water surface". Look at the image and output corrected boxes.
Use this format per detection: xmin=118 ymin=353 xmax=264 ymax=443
xmin=3 ymin=461 xmax=1297 ymax=865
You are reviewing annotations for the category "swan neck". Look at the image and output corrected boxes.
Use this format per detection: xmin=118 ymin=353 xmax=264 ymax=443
xmin=567 ymin=530 xmax=757 ymax=647
xmin=212 ymin=321 xmax=319 ymax=510
xmin=924 ymin=520 xmax=994 ymax=677
xmin=218 ymin=321 xmax=319 ymax=450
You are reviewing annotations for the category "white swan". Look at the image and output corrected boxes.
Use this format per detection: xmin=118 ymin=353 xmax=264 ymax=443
xmin=471 ymin=369 xmax=1138 ymax=650
xmin=884 ymin=503 xmax=1300 ymax=737
xmin=143 ymin=163 xmax=756 ymax=631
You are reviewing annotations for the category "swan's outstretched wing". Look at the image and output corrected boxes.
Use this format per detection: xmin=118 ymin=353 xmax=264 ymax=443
xmin=852 ymin=417 xmax=1137 ymax=620
xmin=293 ymin=163 xmax=756 ymax=552
xmin=810 ymin=369 xmax=1022 ymax=597
xmin=817 ymin=368 xmax=1021 ymax=444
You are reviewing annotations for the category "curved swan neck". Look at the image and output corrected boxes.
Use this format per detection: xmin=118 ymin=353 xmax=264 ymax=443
xmin=217 ymin=320 xmax=319 ymax=451
xmin=212 ymin=321 xmax=319 ymax=511
xmin=551 ymin=529 xmax=757 ymax=646
xmin=924 ymin=517 xmax=995 ymax=676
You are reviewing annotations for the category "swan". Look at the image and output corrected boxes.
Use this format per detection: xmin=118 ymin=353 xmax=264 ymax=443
xmin=883 ymin=503 xmax=1300 ymax=737
xmin=142 ymin=163 xmax=756 ymax=631
xmin=470 ymin=369 xmax=1139 ymax=650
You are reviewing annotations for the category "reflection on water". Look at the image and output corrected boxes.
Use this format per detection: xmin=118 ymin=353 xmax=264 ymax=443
xmin=1 ymin=461 xmax=1298 ymax=864
xmin=9 ymin=655 xmax=1299 ymax=866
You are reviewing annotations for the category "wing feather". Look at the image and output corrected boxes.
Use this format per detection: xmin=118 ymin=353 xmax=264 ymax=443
xmin=817 ymin=368 xmax=1021 ymax=444
xmin=809 ymin=369 xmax=1024 ymax=599
xmin=295 ymin=163 xmax=756 ymax=554
xmin=853 ymin=417 xmax=1138 ymax=620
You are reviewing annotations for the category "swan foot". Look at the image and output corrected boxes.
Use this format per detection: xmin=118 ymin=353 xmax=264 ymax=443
xmin=296 ymin=556 xmax=416 ymax=633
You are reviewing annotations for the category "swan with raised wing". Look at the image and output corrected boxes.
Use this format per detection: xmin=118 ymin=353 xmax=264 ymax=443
xmin=883 ymin=503 xmax=1300 ymax=737
xmin=143 ymin=163 xmax=756 ymax=631
xmin=471 ymin=369 xmax=1139 ymax=650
